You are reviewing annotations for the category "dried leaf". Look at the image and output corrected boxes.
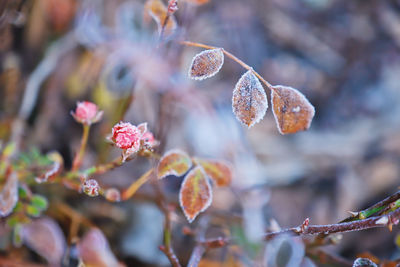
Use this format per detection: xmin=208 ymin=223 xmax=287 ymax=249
xmin=179 ymin=166 xmax=212 ymax=223
xmin=157 ymin=149 xmax=192 ymax=179
xmin=144 ymin=0 xmax=177 ymax=36
xmin=194 ymin=158 xmax=233 ymax=187
xmin=77 ymin=228 xmax=123 ymax=267
xmin=35 ymin=151 xmax=64 ymax=183
xmin=21 ymin=218 xmax=66 ymax=265
xmin=232 ymin=70 xmax=268 ymax=128
xmin=189 ymin=48 xmax=224 ymax=80
xmin=0 ymin=172 xmax=18 ymax=217
xmin=271 ymin=85 xmax=315 ymax=134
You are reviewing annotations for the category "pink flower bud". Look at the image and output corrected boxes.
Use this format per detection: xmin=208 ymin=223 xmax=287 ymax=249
xmin=104 ymin=188 xmax=121 ymax=202
xmin=71 ymin=101 xmax=103 ymax=125
xmin=141 ymin=131 xmax=158 ymax=147
xmin=167 ymin=0 xmax=178 ymax=14
xmin=82 ymin=179 xmax=100 ymax=197
xmin=111 ymin=122 xmax=141 ymax=152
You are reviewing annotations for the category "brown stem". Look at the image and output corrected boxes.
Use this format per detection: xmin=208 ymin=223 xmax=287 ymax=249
xmin=264 ymin=209 xmax=400 ymax=240
xmin=121 ymin=168 xmax=154 ymax=200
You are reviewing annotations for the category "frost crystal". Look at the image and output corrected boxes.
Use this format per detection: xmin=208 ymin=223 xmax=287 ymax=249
xmin=188 ymin=48 xmax=224 ymax=80
xmin=232 ymin=70 xmax=268 ymax=128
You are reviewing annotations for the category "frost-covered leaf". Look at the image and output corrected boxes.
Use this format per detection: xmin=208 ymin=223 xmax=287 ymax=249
xmin=157 ymin=149 xmax=192 ymax=179
xmin=271 ymin=85 xmax=315 ymax=134
xmin=179 ymin=166 xmax=212 ymax=223
xmin=184 ymin=0 xmax=210 ymax=5
xmin=0 ymin=172 xmax=18 ymax=217
xmin=353 ymin=258 xmax=377 ymax=267
xmin=21 ymin=218 xmax=66 ymax=265
xmin=232 ymin=70 xmax=268 ymax=128
xmin=144 ymin=0 xmax=177 ymax=36
xmin=194 ymin=158 xmax=233 ymax=187
xmin=188 ymin=48 xmax=224 ymax=80
xmin=35 ymin=151 xmax=63 ymax=183
xmin=77 ymin=228 xmax=123 ymax=267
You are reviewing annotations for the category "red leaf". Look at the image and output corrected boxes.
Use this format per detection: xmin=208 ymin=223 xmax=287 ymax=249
xmin=77 ymin=228 xmax=123 ymax=267
xmin=271 ymin=85 xmax=315 ymax=134
xmin=21 ymin=218 xmax=66 ymax=265
xmin=194 ymin=158 xmax=233 ymax=187
xmin=0 ymin=172 xmax=18 ymax=217
xmin=157 ymin=149 xmax=192 ymax=179
xmin=232 ymin=70 xmax=268 ymax=128
xmin=189 ymin=48 xmax=224 ymax=80
xmin=179 ymin=166 xmax=212 ymax=223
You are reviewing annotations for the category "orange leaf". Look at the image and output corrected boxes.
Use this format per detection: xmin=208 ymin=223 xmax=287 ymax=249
xmin=232 ymin=70 xmax=268 ymax=128
xmin=271 ymin=85 xmax=315 ymax=134
xmin=144 ymin=0 xmax=177 ymax=36
xmin=179 ymin=166 xmax=212 ymax=223
xmin=0 ymin=172 xmax=18 ymax=217
xmin=157 ymin=149 xmax=192 ymax=179
xmin=189 ymin=48 xmax=224 ymax=80
xmin=194 ymin=158 xmax=232 ymax=187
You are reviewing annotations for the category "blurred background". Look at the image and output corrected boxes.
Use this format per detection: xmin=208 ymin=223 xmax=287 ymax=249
xmin=1 ymin=0 xmax=400 ymax=266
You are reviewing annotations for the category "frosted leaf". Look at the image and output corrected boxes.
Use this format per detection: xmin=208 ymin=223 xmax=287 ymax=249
xmin=157 ymin=149 xmax=192 ymax=179
xmin=21 ymin=218 xmax=66 ymax=265
xmin=194 ymin=158 xmax=233 ymax=187
xmin=179 ymin=166 xmax=213 ymax=223
xmin=0 ymin=172 xmax=18 ymax=217
xmin=188 ymin=48 xmax=224 ymax=80
xmin=232 ymin=70 xmax=268 ymax=128
xmin=353 ymin=258 xmax=377 ymax=267
xmin=144 ymin=0 xmax=177 ymax=36
xmin=271 ymin=85 xmax=315 ymax=134
xmin=35 ymin=151 xmax=63 ymax=183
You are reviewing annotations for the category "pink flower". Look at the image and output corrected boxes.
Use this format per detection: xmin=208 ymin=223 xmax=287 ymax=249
xmin=112 ymin=122 xmax=141 ymax=152
xmin=82 ymin=179 xmax=100 ymax=197
xmin=71 ymin=101 xmax=103 ymax=125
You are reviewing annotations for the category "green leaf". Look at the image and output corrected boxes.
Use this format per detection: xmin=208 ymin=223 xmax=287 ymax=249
xmin=31 ymin=195 xmax=48 ymax=211
xmin=18 ymin=186 xmax=29 ymax=199
xmin=13 ymin=224 xmax=23 ymax=247
xmin=26 ymin=205 xmax=41 ymax=217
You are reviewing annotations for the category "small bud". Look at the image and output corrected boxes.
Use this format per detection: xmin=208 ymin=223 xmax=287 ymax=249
xmin=71 ymin=101 xmax=103 ymax=125
xmin=167 ymin=0 xmax=178 ymax=14
xmin=82 ymin=179 xmax=100 ymax=197
xmin=104 ymin=188 xmax=121 ymax=202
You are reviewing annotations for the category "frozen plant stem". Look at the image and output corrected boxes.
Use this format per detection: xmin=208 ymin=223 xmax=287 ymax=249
xmin=72 ymin=125 xmax=90 ymax=172
xmin=121 ymin=168 xmax=154 ymax=200
xmin=180 ymin=41 xmax=276 ymax=93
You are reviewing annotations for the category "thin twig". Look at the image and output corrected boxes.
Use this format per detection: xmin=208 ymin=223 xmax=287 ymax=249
xmin=121 ymin=168 xmax=154 ymax=200
xmin=180 ymin=40 xmax=275 ymax=91
xmin=72 ymin=125 xmax=90 ymax=172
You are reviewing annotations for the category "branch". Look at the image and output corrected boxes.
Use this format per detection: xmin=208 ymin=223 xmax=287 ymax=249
xmin=264 ymin=209 xmax=400 ymax=240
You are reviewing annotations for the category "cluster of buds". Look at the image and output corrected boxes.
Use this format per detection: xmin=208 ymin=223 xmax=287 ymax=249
xmin=110 ymin=121 xmax=159 ymax=161
xmin=71 ymin=101 xmax=103 ymax=125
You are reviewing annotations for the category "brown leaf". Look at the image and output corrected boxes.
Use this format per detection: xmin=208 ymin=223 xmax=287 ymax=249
xmin=271 ymin=85 xmax=315 ymax=134
xmin=21 ymin=218 xmax=66 ymax=265
xmin=144 ymin=0 xmax=177 ymax=36
xmin=157 ymin=149 xmax=192 ymax=179
xmin=188 ymin=48 xmax=224 ymax=80
xmin=232 ymin=70 xmax=268 ymax=128
xmin=179 ymin=166 xmax=212 ymax=223
xmin=77 ymin=228 xmax=123 ymax=267
xmin=194 ymin=158 xmax=233 ymax=187
xmin=0 ymin=172 xmax=18 ymax=217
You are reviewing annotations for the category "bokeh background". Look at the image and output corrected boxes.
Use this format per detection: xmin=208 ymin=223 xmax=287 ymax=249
xmin=1 ymin=0 xmax=400 ymax=266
